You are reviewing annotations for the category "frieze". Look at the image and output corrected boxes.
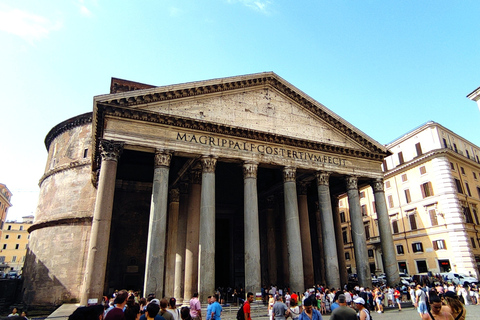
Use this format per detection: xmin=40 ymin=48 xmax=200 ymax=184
xmin=176 ymin=132 xmax=347 ymax=166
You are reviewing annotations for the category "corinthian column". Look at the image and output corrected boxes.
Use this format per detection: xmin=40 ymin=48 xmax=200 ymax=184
xmin=81 ymin=140 xmax=123 ymax=305
xmin=346 ymin=176 xmax=372 ymax=288
xmin=174 ymin=182 xmax=189 ymax=304
xmin=243 ymin=161 xmax=261 ymax=296
xmin=198 ymin=156 xmax=217 ymax=303
xmin=266 ymin=196 xmax=277 ymax=285
xmin=298 ymin=182 xmax=314 ymax=287
xmin=371 ymin=179 xmax=400 ymax=286
xmin=144 ymin=150 xmax=172 ymax=298
xmin=283 ymin=167 xmax=305 ymax=292
xmin=165 ymin=189 xmax=180 ymax=297
xmin=316 ymin=171 xmax=340 ymax=289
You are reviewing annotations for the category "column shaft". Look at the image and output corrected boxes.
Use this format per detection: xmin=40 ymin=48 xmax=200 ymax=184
xmin=298 ymin=183 xmax=314 ymax=287
xmin=144 ymin=150 xmax=171 ymax=298
xmin=331 ymin=196 xmax=348 ymax=287
xmin=184 ymin=169 xmax=201 ymax=301
xmin=243 ymin=162 xmax=261 ymax=295
xmin=165 ymin=189 xmax=180 ymax=298
xmin=174 ymin=182 xmax=189 ymax=304
xmin=266 ymin=196 xmax=277 ymax=285
xmin=283 ymin=167 xmax=304 ymax=292
xmin=316 ymin=172 xmax=341 ymax=289
xmin=198 ymin=156 xmax=217 ymax=303
xmin=372 ymin=179 xmax=400 ymax=286
xmin=346 ymin=176 xmax=372 ymax=288
xmin=314 ymin=203 xmax=326 ymax=285
xmin=81 ymin=140 xmax=123 ymax=305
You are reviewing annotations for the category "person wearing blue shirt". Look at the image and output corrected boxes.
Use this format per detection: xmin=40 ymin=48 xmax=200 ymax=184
xmin=298 ymin=298 xmax=323 ymax=320
xmin=210 ymin=295 xmax=222 ymax=320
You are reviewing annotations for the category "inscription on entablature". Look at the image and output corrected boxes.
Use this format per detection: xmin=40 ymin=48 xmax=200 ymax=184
xmin=176 ymin=132 xmax=347 ymax=167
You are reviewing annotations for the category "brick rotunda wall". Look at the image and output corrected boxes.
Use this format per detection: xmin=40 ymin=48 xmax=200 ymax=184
xmin=22 ymin=112 xmax=97 ymax=305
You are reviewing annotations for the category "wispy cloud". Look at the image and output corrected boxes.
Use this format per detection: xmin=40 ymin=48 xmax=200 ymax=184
xmin=77 ymin=0 xmax=93 ymax=17
xmin=0 ymin=7 xmax=62 ymax=44
xmin=169 ymin=6 xmax=182 ymax=17
xmin=229 ymin=0 xmax=273 ymax=14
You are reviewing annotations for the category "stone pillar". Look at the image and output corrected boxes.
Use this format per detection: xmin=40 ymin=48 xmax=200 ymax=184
xmin=165 ymin=189 xmax=180 ymax=298
xmin=266 ymin=196 xmax=277 ymax=286
xmin=174 ymin=182 xmax=189 ymax=304
xmin=346 ymin=176 xmax=372 ymax=288
xmin=144 ymin=150 xmax=172 ymax=298
xmin=371 ymin=179 xmax=400 ymax=286
xmin=81 ymin=139 xmax=123 ymax=305
xmin=331 ymin=195 xmax=348 ymax=287
xmin=314 ymin=202 xmax=326 ymax=285
xmin=184 ymin=167 xmax=202 ymax=301
xmin=243 ymin=161 xmax=262 ymax=296
xmin=283 ymin=167 xmax=304 ymax=292
xmin=316 ymin=171 xmax=341 ymax=289
xmin=198 ymin=156 xmax=217 ymax=303
xmin=298 ymin=182 xmax=314 ymax=287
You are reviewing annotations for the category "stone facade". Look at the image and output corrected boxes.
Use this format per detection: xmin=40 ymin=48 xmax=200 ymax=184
xmin=23 ymin=72 xmax=398 ymax=306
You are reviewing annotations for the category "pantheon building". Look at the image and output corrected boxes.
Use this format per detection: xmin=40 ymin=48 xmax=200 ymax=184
xmin=22 ymin=72 xmax=399 ymax=306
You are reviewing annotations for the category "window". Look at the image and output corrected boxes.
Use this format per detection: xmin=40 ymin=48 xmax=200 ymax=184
xmin=365 ymin=223 xmax=370 ymax=240
xmin=461 ymin=167 xmax=466 ymax=175
xmin=15 ymin=244 xmax=19 ymax=249
xmin=415 ymin=143 xmax=423 ymax=157
xmin=404 ymin=189 xmax=411 ymax=203
xmin=466 ymin=150 xmax=471 ymax=159
xmin=474 ymin=209 xmax=480 ymax=225
xmin=398 ymin=152 xmax=404 ymax=165
xmin=443 ymin=138 xmax=448 ymax=148
xmin=385 ymin=180 xmax=391 ymax=188
xmin=471 ymin=238 xmax=477 ymax=249
xmin=455 ymin=179 xmax=463 ymax=194
xmin=429 ymin=209 xmax=438 ymax=226
xmin=345 ymin=252 xmax=350 ymax=260
xmin=0 ymin=256 xmax=4 ymax=263
xmin=420 ymin=166 xmax=427 ymax=175
xmin=388 ymin=195 xmax=394 ymax=208
xmin=421 ymin=182 xmax=434 ymax=198
xmin=360 ymin=191 xmax=365 ymax=198
xmin=12 ymin=256 xmax=16 ymax=262
xmin=83 ymin=148 xmax=88 ymax=158
xmin=464 ymin=206 xmax=474 ymax=224
xmin=433 ymin=239 xmax=446 ymax=250
xmin=361 ymin=205 xmax=368 ymax=216
xmin=372 ymin=201 xmax=376 ymax=213
xmin=454 ymin=143 xmax=458 ymax=152
xmin=417 ymin=260 xmax=428 ymax=273
xmin=19 ymin=226 xmax=23 ymax=231
xmin=477 ymin=187 xmax=480 ymax=199
xmin=17 ymin=235 xmax=21 ymax=239
xmin=2 ymin=244 xmax=6 ymax=250
xmin=382 ymin=160 xmax=388 ymax=172
xmin=340 ymin=211 xmax=346 ymax=223
xmin=342 ymin=228 xmax=348 ymax=244
xmin=397 ymin=245 xmax=404 ymax=254
xmin=409 ymin=214 xmax=417 ymax=230
xmin=401 ymin=174 xmax=408 ymax=182
xmin=450 ymin=162 xmax=455 ymax=170
xmin=368 ymin=249 xmax=374 ymax=257
xmin=392 ymin=220 xmax=399 ymax=234
xmin=7 ymin=225 xmax=11 ymax=230
xmin=474 ymin=172 xmax=478 ymax=180
xmin=5 ymin=235 xmax=8 ymax=239
xmin=412 ymin=242 xmax=424 ymax=253
xmin=465 ymin=183 xmax=472 ymax=196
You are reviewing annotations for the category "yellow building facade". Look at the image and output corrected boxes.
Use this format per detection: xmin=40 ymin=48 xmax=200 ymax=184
xmin=0 ymin=216 xmax=34 ymax=274
xmin=339 ymin=121 xmax=480 ymax=278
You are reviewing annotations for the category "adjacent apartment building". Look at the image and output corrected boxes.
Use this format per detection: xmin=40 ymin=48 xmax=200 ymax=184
xmin=339 ymin=121 xmax=480 ymax=279
xmin=0 ymin=215 xmax=34 ymax=274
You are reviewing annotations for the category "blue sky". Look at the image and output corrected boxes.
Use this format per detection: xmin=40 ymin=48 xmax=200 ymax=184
xmin=1 ymin=0 xmax=479 ymax=221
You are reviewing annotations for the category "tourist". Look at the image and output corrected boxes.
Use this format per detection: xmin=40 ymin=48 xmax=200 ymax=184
xmin=210 ymin=295 xmax=222 ymax=320
xmin=272 ymin=295 xmax=289 ymax=320
xmin=393 ymin=287 xmax=402 ymax=311
xmin=159 ymin=299 xmax=173 ymax=320
xmin=329 ymin=294 xmax=356 ymax=320
xmin=189 ymin=293 xmax=202 ymax=320
xmin=415 ymin=284 xmax=428 ymax=318
xmin=106 ymin=290 xmax=129 ymax=320
xmin=421 ymin=296 xmax=453 ymax=320
xmin=353 ymin=298 xmax=371 ymax=320
xmin=167 ymin=298 xmax=180 ymax=320
xmin=8 ymin=307 xmax=19 ymax=317
xmin=180 ymin=307 xmax=192 ymax=320
xmin=68 ymin=305 xmax=105 ymax=320
xmin=243 ymin=292 xmax=254 ymax=320
xmin=443 ymin=291 xmax=466 ymax=320
xmin=298 ymin=298 xmax=322 ymax=320
xmin=288 ymin=297 xmax=300 ymax=320
xmin=146 ymin=303 xmax=161 ymax=320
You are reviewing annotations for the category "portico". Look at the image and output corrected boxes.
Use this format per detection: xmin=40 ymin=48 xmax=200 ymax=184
xmin=77 ymin=72 xmax=399 ymax=304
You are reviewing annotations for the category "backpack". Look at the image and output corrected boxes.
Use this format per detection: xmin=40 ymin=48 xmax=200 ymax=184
xmin=236 ymin=302 xmax=245 ymax=320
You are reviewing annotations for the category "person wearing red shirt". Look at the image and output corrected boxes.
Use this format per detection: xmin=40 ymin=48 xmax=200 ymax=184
xmin=243 ymin=292 xmax=254 ymax=320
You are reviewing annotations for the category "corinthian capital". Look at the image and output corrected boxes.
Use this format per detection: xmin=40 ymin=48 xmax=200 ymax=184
xmin=169 ymin=189 xmax=180 ymax=202
xmin=99 ymin=140 xmax=124 ymax=162
xmin=283 ymin=166 xmax=296 ymax=182
xmin=371 ymin=179 xmax=384 ymax=192
xmin=316 ymin=171 xmax=330 ymax=186
xmin=346 ymin=176 xmax=358 ymax=191
xmin=200 ymin=156 xmax=217 ymax=173
xmin=154 ymin=149 xmax=172 ymax=168
xmin=243 ymin=161 xmax=258 ymax=179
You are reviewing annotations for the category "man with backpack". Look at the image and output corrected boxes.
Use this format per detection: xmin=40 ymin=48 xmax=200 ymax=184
xmin=243 ymin=292 xmax=255 ymax=320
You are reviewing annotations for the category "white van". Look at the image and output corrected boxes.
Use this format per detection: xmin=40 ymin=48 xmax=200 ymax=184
xmin=441 ymin=272 xmax=478 ymax=285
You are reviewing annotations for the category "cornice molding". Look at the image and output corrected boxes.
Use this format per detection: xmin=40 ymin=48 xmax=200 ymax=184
xmin=39 ymin=159 xmax=91 ymax=186
xmin=28 ymin=216 xmax=92 ymax=233
xmin=44 ymin=112 xmax=92 ymax=150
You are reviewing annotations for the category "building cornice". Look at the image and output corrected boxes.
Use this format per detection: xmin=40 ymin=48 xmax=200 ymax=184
xmin=467 ymin=86 xmax=480 ymax=101
xmin=38 ymin=159 xmax=91 ymax=187
xmin=44 ymin=112 xmax=93 ymax=150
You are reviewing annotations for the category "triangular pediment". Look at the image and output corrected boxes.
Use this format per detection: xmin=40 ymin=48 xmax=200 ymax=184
xmin=95 ymin=72 xmax=387 ymax=155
